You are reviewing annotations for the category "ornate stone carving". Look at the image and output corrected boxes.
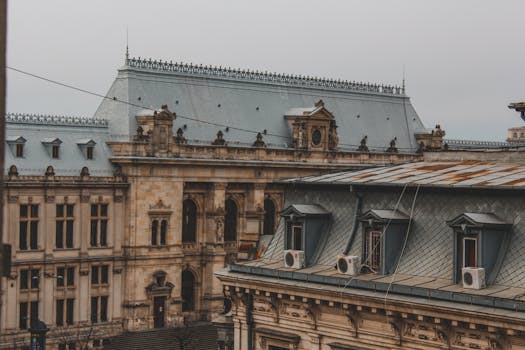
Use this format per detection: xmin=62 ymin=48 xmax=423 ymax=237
xmin=80 ymin=166 xmax=90 ymax=177
xmin=8 ymin=195 xmax=19 ymax=203
xmin=149 ymin=199 xmax=171 ymax=211
xmin=212 ymin=130 xmax=226 ymax=146
xmin=8 ymin=165 xmax=18 ymax=177
xmin=252 ymin=132 xmax=266 ymax=148
xmin=386 ymin=137 xmax=398 ymax=153
xmin=175 ymin=128 xmax=187 ymax=144
xmin=358 ymin=136 xmax=369 ymax=152
xmin=45 ymin=165 xmax=55 ymax=177
xmin=215 ymin=217 xmax=224 ymax=243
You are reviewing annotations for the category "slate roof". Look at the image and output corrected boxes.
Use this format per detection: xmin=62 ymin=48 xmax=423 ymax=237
xmin=5 ymin=113 xmax=114 ymax=176
xmin=257 ymin=167 xmax=525 ymax=310
xmin=282 ymin=161 xmax=525 ymax=189
xmin=280 ymin=204 xmax=330 ymax=217
xmin=94 ymin=57 xmax=426 ymax=151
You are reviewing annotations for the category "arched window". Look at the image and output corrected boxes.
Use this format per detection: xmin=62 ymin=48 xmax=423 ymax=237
xmin=182 ymin=199 xmax=197 ymax=243
xmin=151 ymin=220 xmax=159 ymax=245
xmin=181 ymin=270 xmax=195 ymax=312
xmin=160 ymin=220 xmax=167 ymax=245
xmin=263 ymin=198 xmax=276 ymax=235
xmin=224 ymin=199 xmax=238 ymax=242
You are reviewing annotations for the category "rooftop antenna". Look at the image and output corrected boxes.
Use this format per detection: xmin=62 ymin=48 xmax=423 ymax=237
xmin=125 ymin=27 xmax=129 ymax=64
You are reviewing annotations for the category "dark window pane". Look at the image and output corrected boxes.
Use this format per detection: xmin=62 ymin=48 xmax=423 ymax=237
xmin=67 ymin=267 xmax=75 ymax=286
xmin=30 ymin=222 xmax=38 ymax=250
xmin=68 ymin=342 xmax=76 ymax=350
xmin=16 ymin=143 xmax=24 ymax=157
xmin=101 ymin=265 xmax=109 ymax=284
xmin=19 ymin=302 xmax=28 ymax=329
xmin=91 ymin=266 xmax=99 ymax=285
xmin=100 ymin=296 xmax=108 ymax=321
xmin=66 ymin=220 xmax=74 ymax=248
xmin=151 ymin=220 xmax=158 ymax=245
xmin=293 ymin=225 xmax=302 ymax=250
xmin=56 ymin=204 xmax=64 ymax=218
xmin=30 ymin=270 xmax=39 ymax=289
xmin=101 ymin=204 xmax=108 ymax=217
xmin=56 ymin=299 xmax=64 ymax=326
xmin=59 ymin=344 xmax=66 ymax=350
xmin=182 ymin=200 xmax=196 ymax=243
xmin=52 ymin=145 xmax=59 ymax=159
xmin=20 ymin=205 xmax=28 ymax=218
xmin=19 ymin=221 xmax=28 ymax=250
xmin=57 ymin=268 xmax=65 ymax=287
xmin=20 ymin=270 xmax=28 ymax=290
xmin=67 ymin=204 xmax=74 ymax=217
xmin=30 ymin=301 xmax=39 ymax=323
xmin=87 ymin=146 xmax=94 ymax=160
xmin=91 ymin=204 xmax=98 ymax=217
xmin=263 ymin=198 xmax=276 ymax=235
xmin=66 ymin=299 xmax=74 ymax=325
xmin=56 ymin=220 xmax=64 ymax=249
xmin=91 ymin=297 xmax=98 ymax=323
xmin=160 ymin=220 xmax=167 ymax=245
xmin=30 ymin=205 xmax=38 ymax=218
xmin=464 ymin=238 xmax=477 ymax=267
xmin=100 ymin=220 xmax=107 ymax=246
xmin=182 ymin=270 xmax=195 ymax=312
xmin=224 ymin=199 xmax=237 ymax=241
xmin=90 ymin=220 xmax=98 ymax=246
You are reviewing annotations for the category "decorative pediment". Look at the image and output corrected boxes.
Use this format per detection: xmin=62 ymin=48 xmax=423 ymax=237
xmin=447 ymin=213 xmax=511 ymax=229
xmin=149 ymin=199 xmax=172 ymax=214
xmin=359 ymin=209 xmax=410 ymax=224
xmin=41 ymin=137 xmax=62 ymax=145
xmin=284 ymin=99 xmax=335 ymax=120
xmin=280 ymin=204 xmax=330 ymax=218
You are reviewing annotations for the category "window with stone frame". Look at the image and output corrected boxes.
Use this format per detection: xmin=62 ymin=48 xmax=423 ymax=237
xmin=151 ymin=219 xmax=168 ymax=246
xmin=263 ymin=197 xmax=276 ymax=236
xmin=285 ymin=221 xmax=303 ymax=250
xmin=56 ymin=298 xmax=74 ymax=326
xmin=56 ymin=266 xmax=75 ymax=288
xmin=56 ymin=204 xmax=75 ymax=249
xmin=181 ymin=270 xmax=196 ymax=312
xmin=91 ymin=265 xmax=109 ymax=286
xmin=19 ymin=301 xmax=38 ymax=330
xmin=364 ymin=228 xmax=382 ymax=271
xmin=182 ymin=199 xmax=197 ymax=243
xmin=224 ymin=198 xmax=238 ymax=242
xmin=19 ymin=268 xmax=40 ymax=290
xmin=90 ymin=295 xmax=108 ymax=323
xmin=19 ymin=204 xmax=39 ymax=250
xmin=90 ymin=203 xmax=108 ymax=247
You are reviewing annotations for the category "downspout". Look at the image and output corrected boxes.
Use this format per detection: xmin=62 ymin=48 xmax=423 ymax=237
xmin=343 ymin=188 xmax=363 ymax=255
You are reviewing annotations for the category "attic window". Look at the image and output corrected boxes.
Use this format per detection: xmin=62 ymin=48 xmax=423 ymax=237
xmin=6 ymin=136 xmax=27 ymax=158
xmin=41 ymin=138 xmax=62 ymax=159
xmin=286 ymin=223 xmax=303 ymax=250
xmin=447 ymin=212 xmax=511 ymax=284
xmin=16 ymin=144 xmax=24 ymax=158
xmin=76 ymin=139 xmax=96 ymax=160
xmin=52 ymin=145 xmax=60 ymax=159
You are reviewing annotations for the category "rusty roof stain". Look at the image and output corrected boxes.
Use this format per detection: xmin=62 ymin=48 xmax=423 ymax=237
xmin=283 ymin=161 xmax=525 ymax=189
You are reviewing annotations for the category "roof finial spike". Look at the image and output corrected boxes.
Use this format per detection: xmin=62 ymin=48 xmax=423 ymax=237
xmin=402 ymin=64 xmax=406 ymax=94
xmin=125 ymin=26 xmax=130 ymax=64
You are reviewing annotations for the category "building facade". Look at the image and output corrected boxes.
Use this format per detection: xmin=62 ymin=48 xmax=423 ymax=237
xmin=1 ymin=57 xmax=433 ymax=349
xmin=217 ymin=161 xmax=525 ymax=350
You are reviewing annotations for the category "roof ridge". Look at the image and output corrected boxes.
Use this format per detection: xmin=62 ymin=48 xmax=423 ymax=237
xmin=6 ymin=112 xmax=109 ymax=128
xmin=125 ymin=57 xmax=405 ymax=97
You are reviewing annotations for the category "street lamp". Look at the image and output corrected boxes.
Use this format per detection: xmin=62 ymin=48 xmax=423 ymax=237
xmin=29 ymin=273 xmax=48 ymax=350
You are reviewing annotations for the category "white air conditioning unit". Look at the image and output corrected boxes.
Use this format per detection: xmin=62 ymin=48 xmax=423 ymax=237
xmin=336 ymin=255 xmax=360 ymax=276
xmin=284 ymin=250 xmax=305 ymax=269
xmin=462 ymin=267 xmax=485 ymax=289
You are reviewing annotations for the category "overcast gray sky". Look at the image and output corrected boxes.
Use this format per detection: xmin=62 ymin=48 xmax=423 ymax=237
xmin=6 ymin=0 xmax=525 ymax=140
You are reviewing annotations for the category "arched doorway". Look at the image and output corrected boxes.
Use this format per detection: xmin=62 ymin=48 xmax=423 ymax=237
xmin=182 ymin=199 xmax=197 ymax=242
xmin=263 ymin=198 xmax=276 ymax=235
xmin=181 ymin=270 xmax=195 ymax=312
xmin=224 ymin=199 xmax=238 ymax=242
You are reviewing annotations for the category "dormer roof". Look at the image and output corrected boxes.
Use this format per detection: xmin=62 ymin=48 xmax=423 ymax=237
xmin=41 ymin=137 xmax=62 ymax=145
xmin=447 ymin=212 xmax=511 ymax=229
xmin=284 ymin=100 xmax=335 ymax=120
xmin=280 ymin=204 xmax=330 ymax=218
xmin=76 ymin=139 xmax=97 ymax=146
xmin=6 ymin=136 xmax=26 ymax=143
xmin=359 ymin=209 xmax=410 ymax=223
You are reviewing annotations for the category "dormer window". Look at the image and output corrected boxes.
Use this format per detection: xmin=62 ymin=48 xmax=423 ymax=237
xmin=447 ymin=213 xmax=511 ymax=284
xmin=6 ymin=136 xmax=27 ymax=158
xmin=359 ymin=209 xmax=410 ymax=274
xmin=280 ymin=204 xmax=330 ymax=266
xmin=41 ymin=138 xmax=62 ymax=159
xmin=52 ymin=145 xmax=60 ymax=159
xmin=77 ymin=139 xmax=96 ymax=160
